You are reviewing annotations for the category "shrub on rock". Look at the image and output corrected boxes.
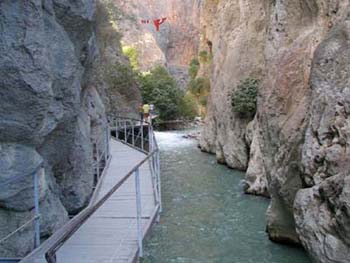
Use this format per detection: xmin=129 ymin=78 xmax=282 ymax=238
xmin=231 ymin=78 xmax=259 ymax=119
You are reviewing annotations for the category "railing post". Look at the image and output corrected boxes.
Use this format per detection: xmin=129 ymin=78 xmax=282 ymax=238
xmin=124 ymin=120 xmax=127 ymax=143
xmin=135 ymin=168 xmax=143 ymax=258
xmin=33 ymin=169 xmax=40 ymax=248
xmin=106 ymin=125 xmax=109 ymax=161
xmin=141 ymin=122 xmax=144 ymax=151
xmin=148 ymin=124 xmax=152 ymax=153
xmin=132 ymin=121 xmax=135 ymax=146
xmin=157 ymin=151 xmax=162 ymax=213
xmin=96 ymin=143 xmax=100 ymax=179
xmin=116 ymin=120 xmax=119 ymax=140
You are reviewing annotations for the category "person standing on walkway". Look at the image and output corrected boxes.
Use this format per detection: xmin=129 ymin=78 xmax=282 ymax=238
xmin=139 ymin=103 xmax=144 ymax=123
xmin=143 ymin=103 xmax=150 ymax=122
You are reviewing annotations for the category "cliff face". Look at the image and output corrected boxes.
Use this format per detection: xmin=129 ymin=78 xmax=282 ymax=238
xmin=294 ymin=21 xmax=350 ymax=262
xmin=95 ymin=1 xmax=141 ymax=117
xmin=200 ymin=0 xmax=350 ymax=262
xmin=199 ymin=0 xmax=267 ymax=170
xmin=0 ymin=0 xmax=139 ymax=257
xmin=113 ymin=0 xmax=202 ymax=88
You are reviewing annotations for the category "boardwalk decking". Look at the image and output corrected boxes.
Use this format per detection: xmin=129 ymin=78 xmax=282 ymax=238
xmin=57 ymin=140 xmax=157 ymax=263
xmin=20 ymin=138 xmax=158 ymax=263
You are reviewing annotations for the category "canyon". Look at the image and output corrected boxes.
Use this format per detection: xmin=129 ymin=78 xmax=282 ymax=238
xmin=113 ymin=0 xmax=202 ymax=88
xmin=115 ymin=1 xmax=350 ymax=261
xmin=1 ymin=0 xmax=350 ymax=263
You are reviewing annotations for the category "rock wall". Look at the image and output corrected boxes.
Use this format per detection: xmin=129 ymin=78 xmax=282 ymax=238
xmin=113 ymin=0 xmax=202 ymax=88
xmin=200 ymin=0 xmax=350 ymax=262
xmin=0 ymin=0 xmax=140 ymax=257
xmin=94 ymin=0 xmax=141 ymax=117
xmin=199 ymin=0 xmax=267 ymax=172
xmin=260 ymin=0 xmax=350 ymax=256
xmin=295 ymin=21 xmax=350 ymax=262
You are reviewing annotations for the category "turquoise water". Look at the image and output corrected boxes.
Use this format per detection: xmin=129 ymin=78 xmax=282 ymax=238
xmin=144 ymin=131 xmax=311 ymax=263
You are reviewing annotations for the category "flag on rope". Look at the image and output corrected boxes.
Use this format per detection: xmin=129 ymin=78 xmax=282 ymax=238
xmin=141 ymin=17 xmax=167 ymax=31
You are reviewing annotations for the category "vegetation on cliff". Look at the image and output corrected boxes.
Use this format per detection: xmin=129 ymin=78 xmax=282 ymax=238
xmin=186 ymin=56 xmax=211 ymax=116
xmin=189 ymin=58 xmax=200 ymax=79
xmin=96 ymin=0 xmax=141 ymax=117
xmin=122 ymin=45 xmax=139 ymax=70
xmin=231 ymin=78 xmax=259 ymax=119
xmin=198 ymin=50 xmax=212 ymax=64
xmin=104 ymin=61 xmax=139 ymax=102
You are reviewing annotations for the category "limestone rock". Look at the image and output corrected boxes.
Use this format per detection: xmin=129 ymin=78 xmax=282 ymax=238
xmin=94 ymin=0 xmax=141 ymax=117
xmin=259 ymin=0 xmax=348 ymax=245
xmin=294 ymin=21 xmax=350 ymax=263
xmin=294 ymin=178 xmax=350 ymax=263
xmin=0 ymin=144 xmax=45 ymax=211
xmin=0 ymin=144 xmax=68 ymax=257
xmin=199 ymin=0 xmax=267 ymax=171
xmin=200 ymin=0 xmax=350 ymax=261
xmin=0 ymin=0 xmax=123 ymax=257
xmin=112 ymin=0 xmax=202 ymax=88
xmin=244 ymin=120 xmax=269 ymax=197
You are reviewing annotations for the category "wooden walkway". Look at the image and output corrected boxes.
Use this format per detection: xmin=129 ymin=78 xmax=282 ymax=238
xmin=56 ymin=140 xmax=157 ymax=263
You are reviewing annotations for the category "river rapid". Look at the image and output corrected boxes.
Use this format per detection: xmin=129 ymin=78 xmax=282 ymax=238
xmin=143 ymin=131 xmax=310 ymax=263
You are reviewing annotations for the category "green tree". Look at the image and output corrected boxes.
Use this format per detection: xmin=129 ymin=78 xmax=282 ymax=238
xmin=179 ymin=94 xmax=198 ymax=120
xmin=231 ymin=78 xmax=259 ymax=119
xmin=139 ymin=66 xmax=184 ymax=121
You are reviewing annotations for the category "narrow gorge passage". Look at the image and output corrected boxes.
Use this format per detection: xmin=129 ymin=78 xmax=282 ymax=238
xmin=2 ymin=1 xmax=350 ymax=262
xmin=143 ymin=132 xmax=310 ymax=263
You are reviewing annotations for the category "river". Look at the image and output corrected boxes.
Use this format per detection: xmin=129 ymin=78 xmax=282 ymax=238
xmin=143 ymin=131 xmax=311 ymax=263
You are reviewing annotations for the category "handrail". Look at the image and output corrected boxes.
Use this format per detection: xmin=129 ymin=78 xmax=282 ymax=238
xmin=0 ymin=216 xmax=37 ymax=245
xmin=113 ymin=115 xmax=152 ymax=124
xmin=91 ymin=123 xmax=111 ymax=188
xmin=42 ymin=116 xmax=160 ymax=262
xmin=45 ymin=150 xmax=158 ymax=262
xmin=0 ymin=163 xmax=42 ymax=187
xmin=0 ymin=164 xmax=43 ymax=258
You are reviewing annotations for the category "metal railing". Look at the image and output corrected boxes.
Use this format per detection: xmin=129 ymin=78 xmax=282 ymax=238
xmin=92 ymin=123 xmax=111 ymax=189
xmin=0 ymin=164 xmax=43 ymax=262
xmin=42 ymin=116 xmax=161 ymax=262
xmin=113 ymin=116 xmax=162 ymax=213
xmin=1 ymin=122 xmax=114 ymax=263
